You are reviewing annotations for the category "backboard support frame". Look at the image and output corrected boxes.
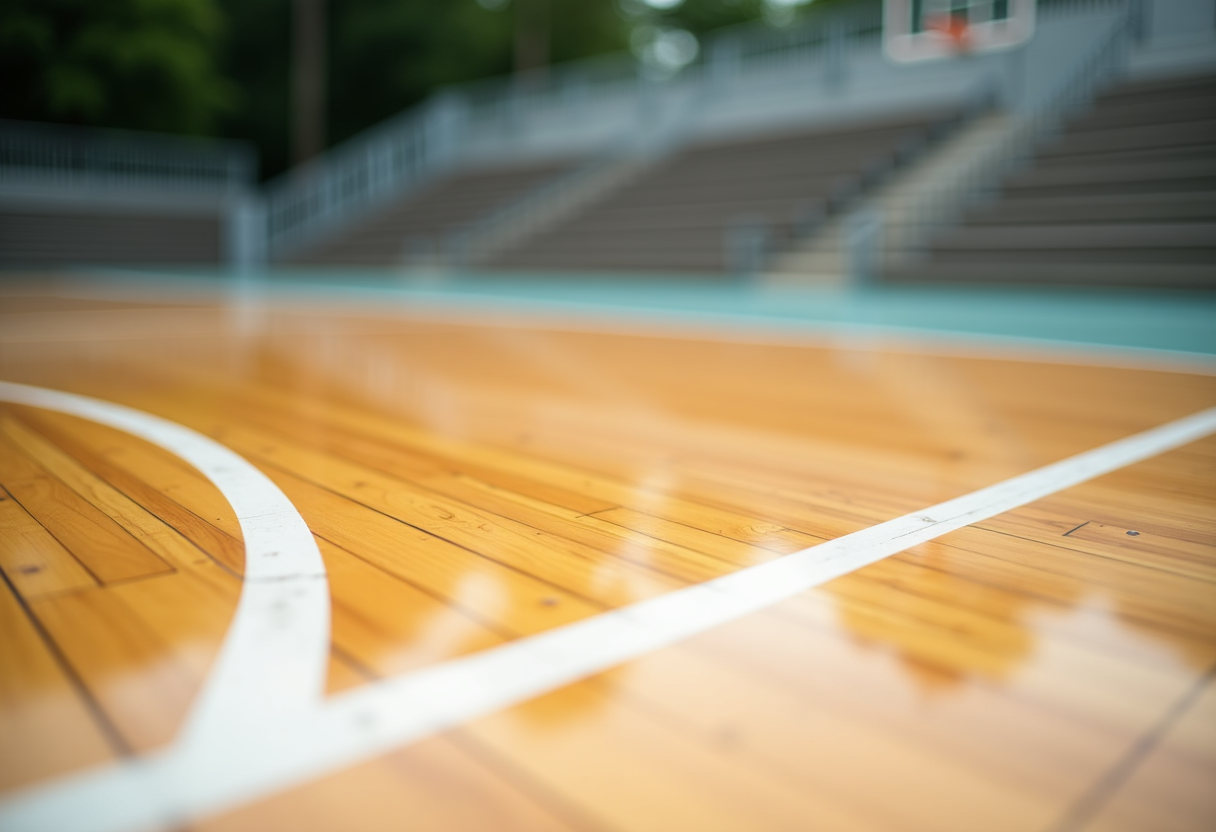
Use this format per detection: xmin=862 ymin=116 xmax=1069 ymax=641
xmin=884 ymin=0 xmax=1037 ymax=63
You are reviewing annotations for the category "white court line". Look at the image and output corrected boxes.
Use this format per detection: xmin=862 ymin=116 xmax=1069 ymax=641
xmin=1 ymin=381 xmax=1214 ymax=832
xmin=0 ymin=383 xmax=329 ymax=750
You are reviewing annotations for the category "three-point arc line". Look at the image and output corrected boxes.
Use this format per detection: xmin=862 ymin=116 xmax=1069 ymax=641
xmin=1 ymin=380 xmax=1214 ymax=832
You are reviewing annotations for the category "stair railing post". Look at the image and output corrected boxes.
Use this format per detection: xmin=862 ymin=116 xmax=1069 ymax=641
xmin=428 ymin=91 xmax=467 ymax=171
xmin=725 ymin=214 xmax=770 ymax=282
xmin=825 ymin=21 xmax=846 ymax=90
xmin=227 ymin=190 xmax=267 ymax=275
xmin=226 ymin=190 xmax=268 ymax=334
xmin=1127 ymin=0 xmax=1147 ymax=42
xmin=709 ymin=36 xmax=740 ymax=89
xmin=844 ymin=207 xmax=883 ymax=290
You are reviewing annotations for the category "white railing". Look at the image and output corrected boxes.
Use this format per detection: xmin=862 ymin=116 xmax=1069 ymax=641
xmin=299 ymin=0 xmax=1129 ymax=275
xmin=263 ymin=93 xmax=466 ymax=257
xmin=0 ymin=119 xmax=255 ymax=196
xmin=263 ymin=3 xmax=900 ymax=261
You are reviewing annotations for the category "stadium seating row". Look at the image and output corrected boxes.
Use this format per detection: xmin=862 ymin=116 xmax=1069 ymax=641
xmin=889 ymin=71 xmax=1216 ymax=288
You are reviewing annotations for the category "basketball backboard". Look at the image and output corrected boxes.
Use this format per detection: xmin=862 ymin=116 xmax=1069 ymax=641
xmin=884 ymin=0 xmax=1037 ymax=63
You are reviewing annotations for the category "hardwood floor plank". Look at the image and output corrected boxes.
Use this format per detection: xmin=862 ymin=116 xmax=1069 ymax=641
xmin=980 ymin=507 xmax=1216 ymax=574
xmin=218 ymin=384 xmax=840 ymax=553
xmin=0 ymin=573 xmax=114 ymax=790
xmin=671 ymin=601 xmax=1143 ymax=799
xmin=584 ymin=507 xmax=790 ymax=566
xmin=1064 ymin=521 xmax=1216 ymax=581
xmin=236 ymin=398 xmax=618 ymax=518
xmin=202 ymin=399 xmax=809 ymax=582
xmin=0 ymin=430 xmax=172 ymax=585
xmin=259 ymin=464 xmax=608 ymax=637
xmin=182 ymin=420 xmax=692 ymax=605
xmin=1 ymin=291 xmax=1213 ymax=830
xmin=13 ymin=408 xmax=246 ymax=574
xmin=922 ymin=527 xmax=1216 ymax=640
xmin=29 ymin=584 xmax=201 ymax=751
xmin=194 ymin=732 xmax=595 ymax=832
xmin=772 ymin=589 xmax=1198 ymax=734
xmin=462 ymin=678 xmax=882 ymax=832
xmin=320 ymin=537 xmax=506 ymax=681
xmin=1 ymin=413 xmax=242 ymax=591
xmin=817 ymin=554 xmax=1215 ymax=672
xmin=1082 ymin=673 xmax=1216 ymax=832
xmin=591 ymin=643 xmax=1060 ymax=832
xmin=0 ymin=484 xmax=96 ymax=599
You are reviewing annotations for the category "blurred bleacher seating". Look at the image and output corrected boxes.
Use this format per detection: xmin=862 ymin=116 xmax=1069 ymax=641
xmin=483 ymin=112 xmax=962 ymax=274
xmin=884 ymin=71 xmax=1216 ymax=289
xmin=0 ymin=120 xmax=256 ymax=269
xmin=285 ymin=159 xmax=581 ymax=266
xmin=2 ymin=0 xmax=1213 ymax=287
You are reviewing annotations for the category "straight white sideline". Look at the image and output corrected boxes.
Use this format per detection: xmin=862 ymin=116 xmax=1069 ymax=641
xmin=1 ymin=380 xmax=1214 ymax=832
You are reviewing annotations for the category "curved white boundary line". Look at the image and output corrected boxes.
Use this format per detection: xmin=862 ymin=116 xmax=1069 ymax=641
xmin=0 ymin=384 xmax=330 ymax=789
xmin=1 ymin=381 xmax=1213 ymax=832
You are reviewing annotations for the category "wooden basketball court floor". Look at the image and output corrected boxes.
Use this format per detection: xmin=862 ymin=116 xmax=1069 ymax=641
xmin=0 ymin=276 xmax=1213 ymax=832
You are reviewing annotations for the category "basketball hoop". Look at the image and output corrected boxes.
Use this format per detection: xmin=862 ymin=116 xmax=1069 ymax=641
xmin=925 ymin=13 xmax=973 ymax=56
xmin=884 ymin=0 xmax=1037 ymax=64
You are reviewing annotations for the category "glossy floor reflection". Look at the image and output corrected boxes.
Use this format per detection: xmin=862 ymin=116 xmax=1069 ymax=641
xmin=0 ymin=279 xmax=1213 ymax=831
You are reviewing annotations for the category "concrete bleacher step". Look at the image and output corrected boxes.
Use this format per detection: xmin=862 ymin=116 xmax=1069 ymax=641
xmin=884 ymin=69 xmax=1216 ymax=290
xmin=765 ymin=112 xmax=1016 ymax=286
xmin=932 ymin=223 xmax=1216 ymax=250
xmin=284 ymin=159 xmax=580 ymax=265
xmin=1037 ymin=122 xmax=1216 ymax=157
xmin=1033 ymin=143 xmax=1216 ymax=169
xmin=0 ymin=207 xmax=223 ymax=266
xmin=1004 ymin=159 xmax=1216 ymax=191
xmin=967 ymin=192 xmax=1216 ymax=224
xmin=889 ymin=261 xmax=1216 ymax=288
xmin=488 ymin=111 xmax=957 ymax=274
xmin=1065 ymin=100 xmax=1216 ymax=132
xmin=1090 ymin=70 xmax=1216 ymax=103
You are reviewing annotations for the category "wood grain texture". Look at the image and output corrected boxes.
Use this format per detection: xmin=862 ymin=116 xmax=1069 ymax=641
xmin=0 ymin=573 xmax=115 ymax=790
xmin=0 ymin=431 xmax=172 ymax=585
xmin=1083 ymin=673 xmax=1216 ymax=832
xmin=0 ymin=288 xmax=1212 ymax=830
xmin=0 ymin=484 xmax=96 ymax=599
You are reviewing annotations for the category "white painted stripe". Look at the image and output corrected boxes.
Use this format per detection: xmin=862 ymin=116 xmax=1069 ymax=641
xmin=1 ymin=380 xmax=1213 ymax=832
xmin=0 ymin=382 xmax=330 ymax=739
xmin=313 ymin=403 xmax=1216 ymax=754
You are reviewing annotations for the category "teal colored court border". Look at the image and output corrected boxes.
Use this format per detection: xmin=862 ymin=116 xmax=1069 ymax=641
xmin=54 ymin=266 xmax=1216 ymax=362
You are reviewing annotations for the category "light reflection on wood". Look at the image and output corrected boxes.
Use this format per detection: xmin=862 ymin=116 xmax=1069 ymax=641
xmin=0 ymin=290 xmax=1212 ymax=830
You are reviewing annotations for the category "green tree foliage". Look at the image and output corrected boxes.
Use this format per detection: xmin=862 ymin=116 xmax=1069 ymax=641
xmin=0 ymin=0 xmax=237 ymax=134
xmin=621 ymin=0 xmax=768 ymax=35
xmin=627 ymin=0 xmax=863 ymax=37
xmin=545 ymin=0 xmax=634 ymax=65
xmin=5 ymin=0 xmax=868 ymax=178
xmin=327 ymin=0 xmax=515 ymax=148
xmin=327 ymin=0 xmax=629 ymax=147
xmin=218 ymin=0 xmax=632 ymax=178
xmin=214 ymin=0 xmax=292 ymax=178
